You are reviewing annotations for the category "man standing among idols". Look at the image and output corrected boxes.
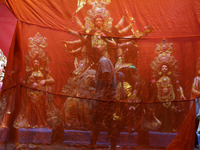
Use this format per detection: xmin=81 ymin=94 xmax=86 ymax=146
xmin=88 ymin=46 xmax=119 ymax=150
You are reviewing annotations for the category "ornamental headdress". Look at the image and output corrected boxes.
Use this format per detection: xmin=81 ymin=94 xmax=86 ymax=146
xmin=0 ymin=49 xmax=7 ymax=68
xmin=0 ymin=49 xmax=7 ymax=81
xmin=28 ymin=32 xmax=48 ymax=57
xmin=26 ymin=32 xmax=50 ymax=72
xmin=150 ymin=39 xmax=178 ymax=78
xmin=84 ymin=0 xmax=113 ymax=32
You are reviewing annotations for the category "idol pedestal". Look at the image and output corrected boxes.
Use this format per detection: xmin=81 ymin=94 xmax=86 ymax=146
xmin=18 ymin=128 xmax=52 ymax=144
xmin=16 ymin=128 xmax=177 ymax=148
xmin=0 ymin=128 xmax=9 ymax=143
xmin=64 ymin=130 xmax=138 ymax=147
xmin=148 ymin=131 xmax=177 ymax=148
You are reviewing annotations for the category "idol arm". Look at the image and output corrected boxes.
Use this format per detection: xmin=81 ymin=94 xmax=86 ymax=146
xmin=73 ymin=16 xmax=85 ymax=30
xmin=115 ymin=16 xmax=125 ymax=29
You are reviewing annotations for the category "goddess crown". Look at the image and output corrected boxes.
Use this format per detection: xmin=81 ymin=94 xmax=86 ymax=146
xmin=28 ymin=32 xmax=48 ymax=57
xmin=84 ymin=0 xmax=113 ymax=32
xmin=87 ymin=0 xmax=111 ymax=5
xmin=28 ymin=32 xmax=48 ymax=49
xmin=155 ymin=39 xmax=173 ymax=55
xmin=0 ymin=49 xmax=7 ymax=81
xmin=0 ymin=49 xmax=7 ymax=66
xmin=26 ymin=33 xmax=50 ymax=72
xmin=151 ymin=39 xmax=177 ymax=77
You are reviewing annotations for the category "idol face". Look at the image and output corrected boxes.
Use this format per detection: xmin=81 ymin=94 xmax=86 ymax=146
xmin=33 ymin=59 xmax=40 ymax=69
xmin=161 ymin=64 xmax=168 ymax=73
xmin=94 ymin=17 xmax=104 ymax=28
xmin=162 ymin=87 xmax=169 ymax=94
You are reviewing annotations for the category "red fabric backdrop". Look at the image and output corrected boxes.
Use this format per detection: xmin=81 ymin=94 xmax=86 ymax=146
xmin=0 ymin=0 xmax=200 ymax=149
xmin=0 ymin=3 xmax=16 ymax=57
xmin=0 ymin=0 xmax=199 ymax=98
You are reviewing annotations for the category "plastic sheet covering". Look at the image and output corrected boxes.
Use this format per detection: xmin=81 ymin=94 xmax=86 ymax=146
xmin=0 ymin=0 xmax=199 ymax=149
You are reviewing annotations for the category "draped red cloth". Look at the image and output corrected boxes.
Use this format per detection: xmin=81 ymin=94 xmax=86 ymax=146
xmin=0 ymin=3 xmax=16 ymax=57
xmin=0 ymin=0 xmax=199 ymax=149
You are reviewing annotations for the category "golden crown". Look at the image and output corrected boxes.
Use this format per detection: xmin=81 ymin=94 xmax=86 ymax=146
xmin=0 ymin=49 xmax=7 ymax=65
xmin=87 ymin=0 xmax=111 ymax=5
xmin=28 ymin=32 xmax=48 ymax=57
xmin=28 ymin=32 xmax=48 ymax=49
xmin=0 ymin=49 xmax=7 ymax=81
xmin=151 ymin=39 xmax=177 ymax=77
xmin=26 ymin=33 xmax=50 ymax=72
xmin=84 ymin=1 xmax=113 ymax=32
xmin=155 ymin=39 xmax=173 ymax=55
